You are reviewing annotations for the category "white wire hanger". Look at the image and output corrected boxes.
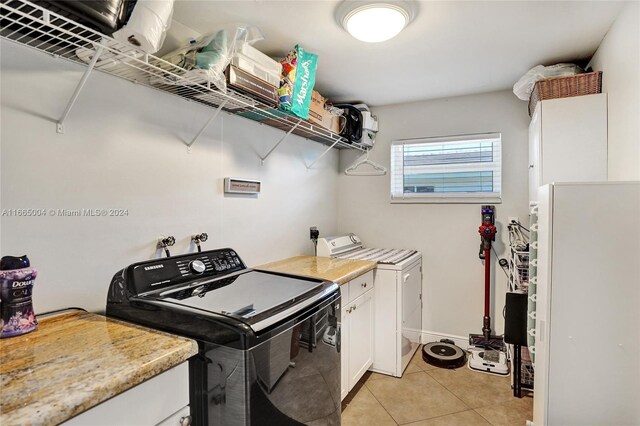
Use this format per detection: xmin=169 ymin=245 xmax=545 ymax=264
xmin=345 ymin=150 xmax=387 ymax=176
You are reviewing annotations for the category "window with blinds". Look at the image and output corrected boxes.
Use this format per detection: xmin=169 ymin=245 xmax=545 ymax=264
xmin=391 ymin=133 xmax=502 ymax=203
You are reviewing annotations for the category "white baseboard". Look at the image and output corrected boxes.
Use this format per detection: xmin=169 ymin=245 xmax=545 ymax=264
xmin=421 ymin=330 xmax=469 ymax=350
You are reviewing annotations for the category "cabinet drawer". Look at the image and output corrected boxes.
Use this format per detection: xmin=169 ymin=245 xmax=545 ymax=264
xmin=62 ymin=362 xmax=189 ymax=426
xmin=348 ymin=270 xmax=374 ymax=303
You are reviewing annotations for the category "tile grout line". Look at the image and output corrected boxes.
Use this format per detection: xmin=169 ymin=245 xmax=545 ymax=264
xmin=424 ymin=365 xmax=522 ymax=425
xmin=400 ymin=409 xmax=487 ymax=426
xmin=360 ymin=347 xmax=494 ymax=425
xmin=425 ymin=368 xmax=524 ymax=411
xmin=473 ymin=408 xmax=497 ymax=426
xmin=365 ymin=362 xmax=473 ymax=426
xmin=406 ymin=348 xmax=474 ymax=424
xmin=363 ymin=379 xmax=400 ymax=425
xmin=354 ymin=346 xmax=532 ymax=426
xmin=423 ymin=368 xmax=473 ymax=411
xmin=412 ymin=344 xmax=482 ymax=417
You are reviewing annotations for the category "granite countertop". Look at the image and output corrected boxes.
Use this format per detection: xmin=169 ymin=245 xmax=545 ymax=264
xmin=255 ymin=255 xmax=376 ymax=285
xmin=0 ymin=310 xmax=198 ymax=426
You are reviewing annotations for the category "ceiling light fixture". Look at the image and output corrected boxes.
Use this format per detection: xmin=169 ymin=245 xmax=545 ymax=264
xmin=336 ymin=1 xmax=417 ymax=43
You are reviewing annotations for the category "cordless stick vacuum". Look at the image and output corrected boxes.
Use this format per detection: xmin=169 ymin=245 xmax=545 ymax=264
xmin=468 ymin=205 xmax=509 ymax=375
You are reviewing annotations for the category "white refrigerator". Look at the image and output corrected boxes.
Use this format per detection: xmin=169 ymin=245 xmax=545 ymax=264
xmin=533 ymin=182 xmax=640 ymax=425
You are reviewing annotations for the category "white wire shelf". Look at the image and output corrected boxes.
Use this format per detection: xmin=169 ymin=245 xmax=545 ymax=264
xmin=508 ymin=248 xmax=529 ymax=292
xmin=0 ymin=0 xmax=365 ymax=155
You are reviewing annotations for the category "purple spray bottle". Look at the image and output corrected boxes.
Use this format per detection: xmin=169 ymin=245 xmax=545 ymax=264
xmin=0 ymin=255 xmax=38 ymax=338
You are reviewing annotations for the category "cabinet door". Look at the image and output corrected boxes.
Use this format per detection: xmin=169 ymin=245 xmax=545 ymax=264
xmin=348 ymin=290 xmax=375 ymax=390
xmin=372 ymin=269 xmax=398 ymax=376
xmin=529 ymin=103 xmax=542 ymax=204
xmin=545 ymin=183 xmax=639 ymax=425
xmin=539 ymin=94 xmax=608 ymax=186
xmin=340 ymin=304 xmax=350 ymax=401
xmin=400 ymin=262 xmax=422 ymax=372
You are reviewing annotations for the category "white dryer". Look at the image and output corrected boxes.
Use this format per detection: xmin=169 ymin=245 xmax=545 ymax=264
xmin=317 ymin=234 xmax=422 ymax=377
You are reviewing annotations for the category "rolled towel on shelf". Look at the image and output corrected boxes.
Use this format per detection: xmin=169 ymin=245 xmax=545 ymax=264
xmin=113 ymin=0 xmax=174 ymax=54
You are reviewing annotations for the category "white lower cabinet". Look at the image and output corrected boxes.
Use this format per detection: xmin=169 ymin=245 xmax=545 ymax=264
xmin=62 ymin=362 xmax=191 ymax=426
xmin=340 ymin=270 xmax=375 ymax=400
xmin=347 ymin=291 xmax=374 ymax=388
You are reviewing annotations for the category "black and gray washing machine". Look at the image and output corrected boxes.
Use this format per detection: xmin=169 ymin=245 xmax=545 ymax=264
xmin=107 ymin=248 xmax=341 ymax=425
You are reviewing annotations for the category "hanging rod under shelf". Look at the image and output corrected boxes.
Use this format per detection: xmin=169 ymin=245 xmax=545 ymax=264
xmin=0 ymin=0 xmax=366 ymax=153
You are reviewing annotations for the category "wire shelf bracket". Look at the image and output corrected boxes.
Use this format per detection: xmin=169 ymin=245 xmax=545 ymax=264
xmin=185 ymin=99 xmax=228 ymax=151
xmin=259 ymin=119 xmax=302 ymax=165
xmin=306 ymin=139 xmax=341 ymax=169
xmin=56 ymin=42 xmax=104 ymax=134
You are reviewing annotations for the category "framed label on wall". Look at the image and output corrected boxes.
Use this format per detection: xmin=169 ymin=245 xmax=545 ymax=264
xmin=224 ymin=178 xmax=261 ymax=195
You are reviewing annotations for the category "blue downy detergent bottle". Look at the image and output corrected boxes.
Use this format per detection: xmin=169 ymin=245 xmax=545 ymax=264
xmin=0 ymin=255 xmax=38 ymax=338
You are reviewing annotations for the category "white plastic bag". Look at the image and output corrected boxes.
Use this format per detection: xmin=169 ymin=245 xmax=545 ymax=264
xmin=513 ymin=64 xmax=583 ymax=100
xmin=152 ymin=25 xmax=263 ymax=92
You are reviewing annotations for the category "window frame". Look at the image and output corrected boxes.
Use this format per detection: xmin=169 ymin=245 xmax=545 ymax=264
xmin=390 ymin=132 xmax=502 ymax=204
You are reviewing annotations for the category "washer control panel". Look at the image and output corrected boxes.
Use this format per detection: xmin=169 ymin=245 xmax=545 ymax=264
xmin=130 ymin=248 xmax=246 ymax=294
xmin=176 ymin=250 xmax=243 ymax=275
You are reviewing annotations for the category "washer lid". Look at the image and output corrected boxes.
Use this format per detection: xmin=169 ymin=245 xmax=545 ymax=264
xmin=151 ymin=270 xmax=333 ymax=331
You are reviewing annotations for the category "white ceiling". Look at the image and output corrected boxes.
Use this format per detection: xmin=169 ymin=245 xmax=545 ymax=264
xmin=170 ymin=1 xmax=624 ymax=106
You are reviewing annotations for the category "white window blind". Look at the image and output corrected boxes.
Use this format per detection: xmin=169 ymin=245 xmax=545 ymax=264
xmin=391 ymin=133 xmax=502 ymax=203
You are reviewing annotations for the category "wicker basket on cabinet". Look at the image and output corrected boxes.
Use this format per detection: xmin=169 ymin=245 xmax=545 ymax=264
xmin=528 ymin=71 xmax=603 ymax=116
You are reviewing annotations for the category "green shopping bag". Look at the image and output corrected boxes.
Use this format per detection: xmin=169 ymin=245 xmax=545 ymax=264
xmin=278 ymin=45 xmax=318 ymax=119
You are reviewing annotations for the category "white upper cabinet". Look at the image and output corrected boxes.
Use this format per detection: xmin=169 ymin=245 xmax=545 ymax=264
xmin=529 ymin=93 xmax=608 ymax=204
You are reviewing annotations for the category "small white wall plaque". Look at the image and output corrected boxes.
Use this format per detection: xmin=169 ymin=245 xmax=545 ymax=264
xmin=224 ymin=178 xmax=261 ymax=195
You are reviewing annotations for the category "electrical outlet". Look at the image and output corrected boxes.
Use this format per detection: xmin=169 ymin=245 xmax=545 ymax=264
xmin=310 ymin=226 xmax=319 ymax=240
xmin=508 ymin=216 xmax=520 ymax=224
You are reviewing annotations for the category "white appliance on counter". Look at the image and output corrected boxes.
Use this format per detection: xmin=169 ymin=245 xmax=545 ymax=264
xmin=317 ymin=234 xmax=423 ymax=377
xmin=533 ymin=182 xmax=640 ymax=426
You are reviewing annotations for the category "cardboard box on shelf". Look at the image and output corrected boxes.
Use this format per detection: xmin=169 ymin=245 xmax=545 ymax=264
xmin=231 ymin=54 xmax=280 ymax=87
xmin=225 ymin=65 xmax=278 ymax=107
xmin=235 ymin=44 xmax=282 ymax=76
xmin=308 ymin=90 xmax=341 ymax=134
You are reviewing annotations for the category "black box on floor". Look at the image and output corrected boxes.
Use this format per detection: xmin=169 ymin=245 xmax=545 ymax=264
xmin=504 ymin=292 xmax=528 ymax=346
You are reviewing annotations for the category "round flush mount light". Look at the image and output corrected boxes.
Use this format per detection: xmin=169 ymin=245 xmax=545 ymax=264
xmin=336 ymin=1 xmax=417 ymax=43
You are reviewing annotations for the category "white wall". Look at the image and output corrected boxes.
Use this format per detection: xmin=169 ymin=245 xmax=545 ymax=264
xmin=0 ymin=40 xmax=339 ymax=314
xmin=590 ymin=1 xmax=640 ymax=181
xmin=337 ymin=91 xmax=530 ymax=340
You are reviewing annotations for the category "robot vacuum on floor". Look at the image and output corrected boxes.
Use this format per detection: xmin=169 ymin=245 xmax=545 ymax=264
xmin=422 ymin=340 xmax=466 ymax=369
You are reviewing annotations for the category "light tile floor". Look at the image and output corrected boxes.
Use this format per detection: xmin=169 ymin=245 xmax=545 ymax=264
xmin=342 ymin=347 xmax=533 ymax=426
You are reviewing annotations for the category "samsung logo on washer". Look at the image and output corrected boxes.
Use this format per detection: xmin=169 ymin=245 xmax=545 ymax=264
xmin=144 ymin=264 xmax=164 ymax=271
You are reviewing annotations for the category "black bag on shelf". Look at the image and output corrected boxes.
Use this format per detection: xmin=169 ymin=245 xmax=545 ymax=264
xmin=1 ymin=0 xmax=135 ymax=55
xmin=32 ymin=0 xmax=133 ymax=35
xmin=334 ymin=104 xmax=363 ymax=144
